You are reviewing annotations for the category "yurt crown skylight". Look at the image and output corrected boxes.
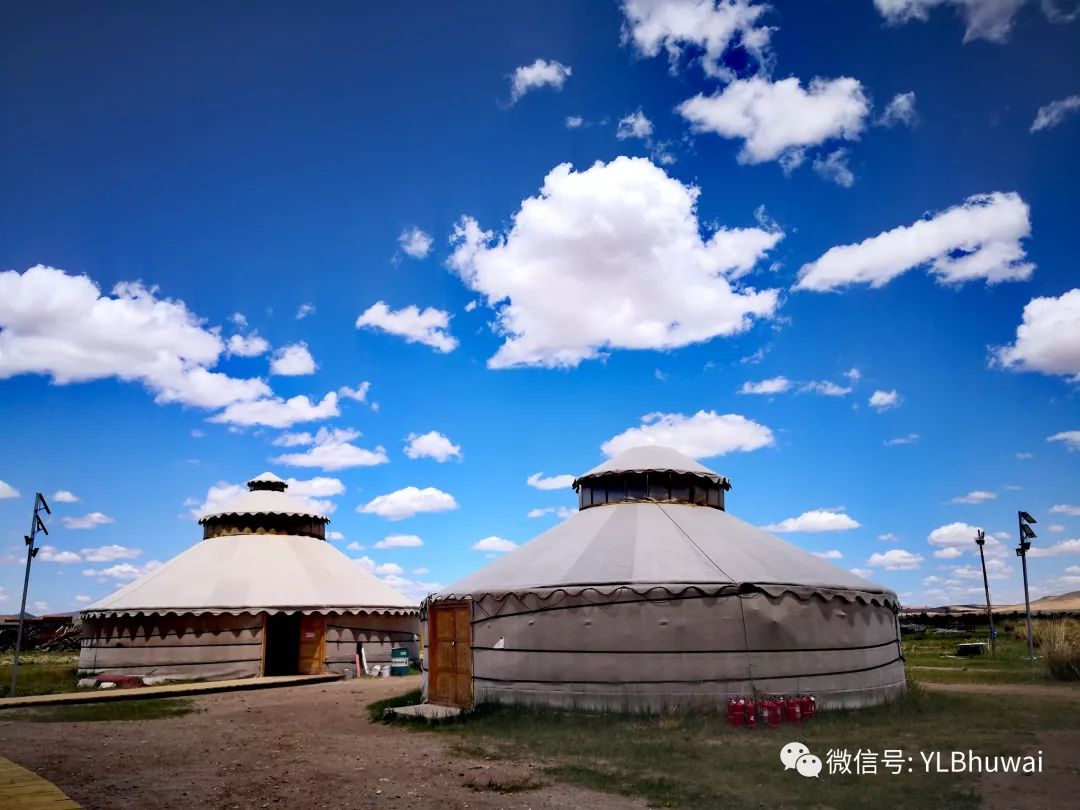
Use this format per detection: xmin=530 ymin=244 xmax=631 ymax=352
xmin=199 ymin=474 xmax=329 ymax=540
xmin=572 ymin=446 xmax=732 ymax=512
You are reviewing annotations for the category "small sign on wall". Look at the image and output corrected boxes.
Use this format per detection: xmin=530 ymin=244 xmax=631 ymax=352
xmin=304 ymin=631 xmax=316 ymax=639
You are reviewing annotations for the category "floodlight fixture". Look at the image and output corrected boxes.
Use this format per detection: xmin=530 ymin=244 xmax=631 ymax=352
xmin=974 ymin=529 xmax=986 ymax=546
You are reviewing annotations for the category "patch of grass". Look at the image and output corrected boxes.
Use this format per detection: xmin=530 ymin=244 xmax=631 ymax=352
xmin=0 ymin=662 xmax=78 ymax=698
xmin=903 ymin=633 xmax=1055 ymax=685
xmin=1037 ymin=619 xmax=1080 ymax=680
xmin=7 ymin=697 xmax=196 ymax=723
xmin=417 ymin=680 xmax=1074 ymax=810
xmin=366 ymin=687 xmax=422 ymax=722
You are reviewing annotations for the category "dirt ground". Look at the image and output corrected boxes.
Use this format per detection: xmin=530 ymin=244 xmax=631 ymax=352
xmin=0 ymin=675 xmax=644 ymax=810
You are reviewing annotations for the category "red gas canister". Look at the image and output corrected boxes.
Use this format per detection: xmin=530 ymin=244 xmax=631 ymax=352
xmin=775 ymin=697 xmax=787 ymax=723
xmin=727 ymin=697 xmax=744 ymax=727
xmin=744 ymin=699 xmax=757 ymax=728
xmin=766 ymin=699 xmax=782 ymax=727
xmin=785 ymin=697 xmax=801 ymax=724
xmin=805 ymin=696 xmax=816 ymax=719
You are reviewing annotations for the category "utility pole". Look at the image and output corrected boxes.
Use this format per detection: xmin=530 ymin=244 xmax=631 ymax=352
xmin=974 ymin=529 xmax=996 ymax=655
xmin=1016 ymin=510 xmax=1037 ymax=663
xmin=10 ymin=492 xmax=51 ymax=697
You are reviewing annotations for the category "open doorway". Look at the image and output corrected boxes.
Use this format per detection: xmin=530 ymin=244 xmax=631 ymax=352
xmin=263 ymin=613 xmax=301 ymax=675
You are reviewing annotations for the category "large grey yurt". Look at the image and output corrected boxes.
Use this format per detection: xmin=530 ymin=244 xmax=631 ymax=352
xmin=423 ymin=446 xmax=904 ymax=711
xmin=79 ymin=472 xmax=419 ymax=682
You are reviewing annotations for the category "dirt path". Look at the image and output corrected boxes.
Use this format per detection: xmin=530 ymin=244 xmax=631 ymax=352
xmin=0 ymin=676 xmax=644 ymax=810
xmin=922 ymin=681 xmax=1080 ymax=701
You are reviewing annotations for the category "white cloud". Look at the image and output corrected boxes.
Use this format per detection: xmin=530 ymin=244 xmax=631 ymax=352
xmin=37 ymin=546 xmax=82 ymax=563
xmin=75 ymin=595 xmax=92 ymax=603
xmin=812 ymin=550 xmax=843 ymax=559
xmin=285 ymin=476 xmax=345 ymax=498
xmin=1028 ymin=539 xmax=1080 ymax=558
xmin=271 ymin=426 xmax=388 ymax=472
xmin=404 ymin=431 xmax=462 ymax=462
xmin=1049 ymin=524 xmax=1067 ymax=533
xmin=296 ymin=303 xmax=316 ymax=320
xmin=1031 ymin=95 xmax=1080 ymax=132
xmin=565 ymin=115 xmax=584 ymax=129
xmin=875 ymin=0 xmax=1077 ymax=43
xmin=210 ymin=392 xmax=340 ymax=429
xmin=844 ymin=367 xmax=862 ymax=382
xmin=412 ymin=567 xmax=430 ymax=575
xmin=812 ymin=148 xmax=855 ymax=187
xmin=603 ymin=410 xmax=774 ymax=459
xmin=869 ymin=389 xmax=901 ymax=411
xmin=80 ymin=544 xmax=141 ymax=562
xmin=52 ymin=490 xmax=80 ymax=503
xmin=231 ymin=312 xmax=248 ymax=328
xmin=800 ymin=381 xmax=853 ymax=397
xmin=763 ymin=509 xmax=861 ymax=533
xmin=884 ymin=433 xmax=920 ymax=446
xmin=0 ymin=480 xmax=20 ymax=499
xmin=374 ymin=534 xmax=424 ymax=549
xmin=327 ymin=530 xmax=346 ymax=541
xmin=1048 ymin=431 xmax=1080 ymax=451
xmin=0 ymin=265 xmax=270 ymax=410
xmin=61 ymin=512 xmax=114 ymax=530
xmin=358 ymin=486 xmax=458 ymax=521
xmin=272 ymin=431 xmax=314 ymax=447
xmin=83 ymin=560 xmax=162 ymax=580
xmin=189 ymin=482 xmax=246 ymax=519
xmin=953 ymin=558 xmax=1011 ymax=580
xmin=951 ymin=490 xmax=996 ymax=504
xmin=527 ymin=506 xmax=574 ymax=519
xmin=619 ymin=0 xmax=775 ymax=79
xmin=346 ymin=541 xmax=365 ymax=552
xmin=509 ymin=58 xmax=571 ymax=102
xmin=934 ymin=547 xmax=965 ymax=559
xmin=796 ymin=192 xmax=1033 ymax=291
xmin=928 ymin=521 xmax=982 ymax=548
xmin=739 ymin=376 xmax=790 ymax=395
xmin=339 ymin=381 xmax=371 ymax=403
xmin=678 ymin=76 xmax=869 ymax=165
xmin=472 ymin=535 xmax=518 ymax=553
xmin=994 ymin=290 xmax=1080 ymax=382
xmin=878 ymin=92 xmax=918 ymax=127
xmin=270 ymin=343 xmax=317 ymax=376
xmin=850 ymin=567 xmax=874 ymax=578
xmin=879 ymin=533 xmax=899 ymax=542
xmin=447 ymin=157 xmax=781 ymax=369
xmin=398 ymin=227 xmax=433 ymax=259
xmin=1016 ymin=451 xmax=1034 ymax=460
xmin=1050 ymin=504 xmax=1080 ymax=516
xmin=867 ymin=548 xmax=924 ymax=570
xmin=356 ymin=301 xmax=458 ymax=353
xmin=227 ymin=332 xmax=270 ymax=357
xmin=526 ymin=472 xmax=575 ymax=490
xmin=190 ymin=429 xmax=205 ymax=439
xmin=617 ymin=108 xmax=654 ymax=141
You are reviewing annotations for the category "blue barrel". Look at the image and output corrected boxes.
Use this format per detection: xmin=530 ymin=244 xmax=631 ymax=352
xmin=390 ymin=647 xmax=410 ymax=676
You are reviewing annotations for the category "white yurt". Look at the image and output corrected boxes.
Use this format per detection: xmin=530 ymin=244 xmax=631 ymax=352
xmin=79 ymin=472 xmax=419 ymax=681
xmin=423 ymin=447 xmax=904 ymax=711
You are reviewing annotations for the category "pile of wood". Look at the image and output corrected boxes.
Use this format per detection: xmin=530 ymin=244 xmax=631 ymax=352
xmin=39 ymin=624 xmax=81 ymax=651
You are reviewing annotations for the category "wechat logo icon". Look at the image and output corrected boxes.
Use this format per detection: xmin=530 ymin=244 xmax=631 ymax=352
xmin=781 ymin=742 xmax=822 ymax=778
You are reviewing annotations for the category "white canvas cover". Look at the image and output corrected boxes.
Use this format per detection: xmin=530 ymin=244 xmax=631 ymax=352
xmin=84 ymin=534 xmax=415 ymax=616
xmin=435 ymin=503 xmax=892 ymax=603
xmin=574 ymin=445 xmax=729 ymax=485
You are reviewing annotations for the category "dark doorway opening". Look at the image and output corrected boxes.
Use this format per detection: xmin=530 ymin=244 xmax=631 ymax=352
xmin=263 ymin=613 xmax=301 ymax=675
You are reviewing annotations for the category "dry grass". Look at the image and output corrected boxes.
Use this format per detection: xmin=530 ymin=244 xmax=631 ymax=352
xmin=1035 ymin=619 xmax=1080 ymax=681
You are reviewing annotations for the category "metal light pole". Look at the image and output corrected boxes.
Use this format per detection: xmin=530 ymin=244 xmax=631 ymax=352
xmin=10 ymin=492 xmax=51 ymax=697
xmin=1016 ymin=510 xmax=1037 ymax=663
xmin=975 ymin=529 xmax=996 ymax=655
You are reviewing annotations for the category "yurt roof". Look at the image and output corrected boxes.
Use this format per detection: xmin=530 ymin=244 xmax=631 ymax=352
xmin=247 ymin=471 xmax=286 ymax=486
xmin=83 ymin=534 xmax=416 ymax=617
xmin=574 ymin=446 xmax=730 ymax=486
xmin=434 ymin=502 xmax=896 ymax=606
xmin=198 ymin=486 xmax=329 ymax=523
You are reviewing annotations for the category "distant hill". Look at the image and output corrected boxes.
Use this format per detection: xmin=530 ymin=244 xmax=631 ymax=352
xmin=902 ymin=590 xmax=1080 ymax=615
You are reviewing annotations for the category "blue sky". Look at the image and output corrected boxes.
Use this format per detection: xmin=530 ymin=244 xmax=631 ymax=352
xmin=1 ymin=1 xmax=1078 ymax=614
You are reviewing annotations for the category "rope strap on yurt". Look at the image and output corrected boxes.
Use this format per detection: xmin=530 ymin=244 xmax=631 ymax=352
xmin=656 ymin=504 xmax=757 ymax=690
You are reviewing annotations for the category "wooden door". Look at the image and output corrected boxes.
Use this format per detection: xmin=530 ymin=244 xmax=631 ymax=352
xmin=297 ymin=614 xmax=325 ymax=675
xmin=429 ymin=603 xmax=472 ymax=707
